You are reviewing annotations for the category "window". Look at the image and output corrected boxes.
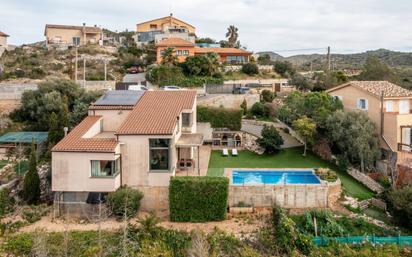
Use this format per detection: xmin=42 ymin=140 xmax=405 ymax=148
xmin=333 ymin=95 xmax=343 ymax=101
xmin=226 ymin=56 xmax=246 ymax=64
xmin=357 ymin=99 xmax=368 ymax=110
xmin=91 ymin=159 xmax=120 ymax=177
xmin=385 ymin=100 xmax=394 ymax=112
xmin=176 ymin=50 xmax=183 ymax=56
xmin=182 ymin=113 xmax=192 ymax=127
xmin=150 ymin=24 xmax=158 ymax=30
xmin=399 ymin=100 xmax=410 ymax=114
xmin=402 ymin=127 xmax=412 ymax=151
xmin=183 ymin=50 xmax=189 ymax=56
xmin=72 ymin=37 xmax=80 ymax=46
xmin=149 ymin=139 xmax=170 ymax=171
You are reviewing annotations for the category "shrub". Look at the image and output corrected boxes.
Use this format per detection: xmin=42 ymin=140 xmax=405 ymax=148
xmin=0 ymin=189 xmax=14 ymax=217
xmin=271 ymin=206 xmax=313 ymax=255
xmin=241 ymin=63 xmax=259 ymax=75
xmin=315 ymin=168 xmax=338 ymax=182
xmin=260 ymin=89 xmax=275 ymax=103
xmin=169 ymin=176 xmax=229 ymax=222
xmin=21 ymin=204 xmax=50 ymax=223
xmin=107 ymin=186 xmax=144 ymax=219
xmin=250 ymin=102 xmax=270 ymax=118
xmin=386 ymin=186 xmax=412 ymax=229
xmin=256 ymin=125 xmax=284 ymax=154
xmin=197 ymin=106 xmax=242 ymax=130
xmin=240 ymin=99 xmax=247 ymax=114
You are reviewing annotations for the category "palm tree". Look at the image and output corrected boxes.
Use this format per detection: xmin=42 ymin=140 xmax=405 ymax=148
xmin=161 ymin=47 xmax=178 ymax=66
xmin=225 ymin=25 xmax=239 ymax=48
xmin=204 ymin=52 xmax=220 ymax=76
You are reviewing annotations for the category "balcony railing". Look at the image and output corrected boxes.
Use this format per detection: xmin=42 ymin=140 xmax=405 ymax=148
xmin=398 ymin=143 xmax=412 ymax=152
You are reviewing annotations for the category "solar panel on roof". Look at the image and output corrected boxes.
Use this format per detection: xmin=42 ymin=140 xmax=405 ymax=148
xmin=93 ymin=90 xmax=144 ymax=106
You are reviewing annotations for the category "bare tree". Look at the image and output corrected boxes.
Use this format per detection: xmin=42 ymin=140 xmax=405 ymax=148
xmin=187 ymin=229 xmax=210 ymax=257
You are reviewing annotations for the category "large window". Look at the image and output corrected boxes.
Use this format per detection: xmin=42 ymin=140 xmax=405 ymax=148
xmin=226 ymin=56 xmax=246 ymax=64
xmin=91 ymin=159 xmax=120 ymax=177
xmin=182 ymin=113 xmax=192 ymax=127
xmin=399 ymin=100 xmax=410 ymax=114
xmin=385 ymin=100 xmax=394 ymax=112
xmin=149 ymin=139 xmax=170 ymax=171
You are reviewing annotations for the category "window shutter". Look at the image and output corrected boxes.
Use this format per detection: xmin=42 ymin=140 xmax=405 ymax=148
xmin=365 ymin=99 xmax=368 ymax=110
xmin=403 ymin=128 xmax=411 ymax=151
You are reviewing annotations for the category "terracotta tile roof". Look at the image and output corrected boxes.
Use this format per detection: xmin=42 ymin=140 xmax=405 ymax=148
xmin=328 ymin=81 xmax=412 ymax=98
xmin=0 ymin=31 xmax=9 ymax=37
xmin=117 ymin=91 xmax=196 ymax=135
xmin=52 ymin=116 xmax=118 ymax=152
xmin=156 ymin=38 xmax=194 ymax=47
xmin=89 ymin=105 xmax=134 ymax=110
xmin=194 ymin=47 xmax=252 ymax=55
xmin=45 ymin=24 xmax=102 ymax=34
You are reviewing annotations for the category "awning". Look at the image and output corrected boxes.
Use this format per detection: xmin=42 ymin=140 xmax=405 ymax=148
xmin=176 ymin=133 xmax=203 ymax=147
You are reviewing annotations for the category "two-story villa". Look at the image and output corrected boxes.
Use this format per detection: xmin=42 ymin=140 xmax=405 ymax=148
xmin=327 ymin=81 xmax=412 ymax=166
xmin=52 ymin=90 xmax=202 ymax=211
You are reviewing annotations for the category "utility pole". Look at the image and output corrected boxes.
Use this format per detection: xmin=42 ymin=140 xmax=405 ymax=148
xmin=83 ymin=58 xmax=86 ymax=88
xmin=326 ymin=46 xmax=331 ymax=71
xmin=104 ymin=59 xmax=107 ymax=81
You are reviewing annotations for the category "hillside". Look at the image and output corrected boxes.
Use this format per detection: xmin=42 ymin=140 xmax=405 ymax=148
xmin=257 ymin=49 xmax=412 ymax=70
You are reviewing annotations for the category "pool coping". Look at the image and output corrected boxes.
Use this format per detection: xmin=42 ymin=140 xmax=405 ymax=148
xmin=224 ymin=168 xmax=325 ymax=186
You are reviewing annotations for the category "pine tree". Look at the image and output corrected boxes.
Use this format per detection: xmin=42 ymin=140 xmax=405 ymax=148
xmin=22 ymin=139 xmax=41 ymax=204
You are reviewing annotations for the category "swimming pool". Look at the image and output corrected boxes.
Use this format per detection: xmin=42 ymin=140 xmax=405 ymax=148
xmin=232 ymin=170 xmax=321 ymax=185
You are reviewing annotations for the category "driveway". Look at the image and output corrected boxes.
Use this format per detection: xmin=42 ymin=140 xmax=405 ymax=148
xmin=241 ymin=121 xmax=302 ymax=149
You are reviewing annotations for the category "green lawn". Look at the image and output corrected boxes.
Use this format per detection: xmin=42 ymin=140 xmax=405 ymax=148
xmin=207 ymin=147 xmax=374 ymax=200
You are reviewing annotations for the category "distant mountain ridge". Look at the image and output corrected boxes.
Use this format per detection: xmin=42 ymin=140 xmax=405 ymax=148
xmin=256 ymin=49 xmax=412 ymax=70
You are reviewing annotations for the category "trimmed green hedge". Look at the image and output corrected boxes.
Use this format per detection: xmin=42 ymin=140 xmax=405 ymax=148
xmin=169 ymin=176 xmax=229 ymax=222
xmin=197 ymin=106 xmax=242 ymax=131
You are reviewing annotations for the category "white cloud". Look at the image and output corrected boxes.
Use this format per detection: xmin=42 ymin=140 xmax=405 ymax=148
xmin=0 ymin=0 xmax=411 ymax=55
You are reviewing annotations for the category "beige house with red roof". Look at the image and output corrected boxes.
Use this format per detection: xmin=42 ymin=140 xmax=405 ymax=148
xmin=52 ymin=90 xmax=202 ymax=206
xmin=327 ymin=81 xmax=412 ymax=166
xmin=155 ymin=38 xmax=252 ymax=64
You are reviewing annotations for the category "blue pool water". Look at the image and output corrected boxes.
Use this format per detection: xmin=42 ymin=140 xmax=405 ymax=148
xmin=232 ymin=170 xmax=321 ymax=185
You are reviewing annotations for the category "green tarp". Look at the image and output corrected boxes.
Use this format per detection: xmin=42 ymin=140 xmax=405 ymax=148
xmin=0 ymin=132 xmax=48 ymax=144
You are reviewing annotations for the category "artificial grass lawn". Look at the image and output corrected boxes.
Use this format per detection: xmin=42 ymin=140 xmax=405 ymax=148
xmin=207 ymin=147 xmax=374 ymax=200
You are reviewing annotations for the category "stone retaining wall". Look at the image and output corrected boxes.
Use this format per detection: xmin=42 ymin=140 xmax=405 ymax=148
xmin=137 ymin=186 xmax=169 ymax=212
xmin=228 ymin=180 xmax=341 ymax=208
xmin=347 ymin=168 xmax=383 ymax=193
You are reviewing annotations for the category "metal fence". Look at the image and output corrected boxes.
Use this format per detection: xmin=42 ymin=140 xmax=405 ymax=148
xmin=313 ymin=235 xmax=412 ymax=247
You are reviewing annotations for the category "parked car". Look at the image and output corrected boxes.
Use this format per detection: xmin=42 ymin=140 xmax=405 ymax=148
xmin=233 ymin=87 xmax=250 ymax=94
xmin=128 ymin=85 xmax=149 ymax=91
xmin=126 ymin=66 xmax=142 ymax=74
xmin=162 ymin=86 xmax=183 ymax=91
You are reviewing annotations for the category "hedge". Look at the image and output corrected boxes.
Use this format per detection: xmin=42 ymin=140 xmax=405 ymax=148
xmin=197 ymin=106 xmax=242 ymax=131
xmin=169 ymin=176 xmax=229 ymax=222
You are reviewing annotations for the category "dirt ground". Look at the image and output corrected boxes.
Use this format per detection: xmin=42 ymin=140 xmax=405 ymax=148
xmin=18 ymin=210 xmax=269 ymax=237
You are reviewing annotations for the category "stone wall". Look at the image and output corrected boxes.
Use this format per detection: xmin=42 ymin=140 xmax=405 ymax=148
xmin=228 ymin=181 xmax=341 ymax=209
xmin=137 ymin=186 xmax=169 ymax=212
xmin=347 ymin=168 xmax=383 ymax=193
xmin=76 ymin=81 xmax=115 ymax=91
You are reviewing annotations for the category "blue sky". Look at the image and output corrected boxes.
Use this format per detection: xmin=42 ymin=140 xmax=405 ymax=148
xmin=1 ymin=0 xmax=411 ymax=56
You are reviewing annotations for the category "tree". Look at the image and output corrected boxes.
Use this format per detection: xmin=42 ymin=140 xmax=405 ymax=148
xmin=257 ymin=125 xmax=284 ymax=154
xmin=261 ymin=89 xmax=275 ymax=103
xmin=161 ymin=47 xmax=178 ymax=66
xmin=313 ymin=71 xmax=348 ymax=91
xmin=181 ymin=53 xmax=220 ymax=77
xmin=274 ymin=61 xmax=295 ymax=77
xmin=257 ymin=54 xmax=272 ymax=65
xmin=22 ymin=139 xmax=41 ymax=204
xmin=9 ymin=78 xmax=101 ymax=131
xmin=358 ymin=56 xmax=395 ymax=81
xmin=241 ymin=63 xmax=259 ymax=75
xmin=225 ymin=25 xmax=239 ymax=48
xmin=250 ymin=102 xmax=270 ymax=118
xmin=47 ymin=112 xmax=63 ymax=148
xmin=326 ymin=110 xmax=380 ymax=172
xmin=195 ymin=37 xmax=217 ymax=44
xmin=288 ymin=73 xmax=312 ymax=91
xmin=386 ymin=186 xmax=412 ymax=229
xmin=293 ymin=117 xmax=316 ymax=156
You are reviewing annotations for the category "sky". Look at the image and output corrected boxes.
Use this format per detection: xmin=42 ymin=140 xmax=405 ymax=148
xmin=1 ymin=0 xmax=412 ymax=56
